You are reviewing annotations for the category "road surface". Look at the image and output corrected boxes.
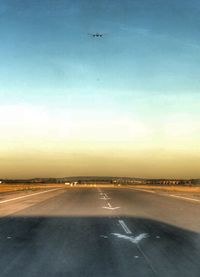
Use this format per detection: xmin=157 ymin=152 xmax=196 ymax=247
xmin=0 ymin=187 xmax=199 ymax=277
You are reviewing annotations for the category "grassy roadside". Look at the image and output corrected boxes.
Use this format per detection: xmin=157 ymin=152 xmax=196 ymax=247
xmin=0 ymin=183 xmax=66 ymax=193
xmin=130 ymin=185 xmax=200 ymax=192
xmin=1 ymin=183 xmax=200 ymax=194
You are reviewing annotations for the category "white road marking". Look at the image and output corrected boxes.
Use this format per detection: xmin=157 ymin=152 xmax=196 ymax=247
xmin=102 ymin=202 xmax=120 ymax=210
xmin=118 ymin=220 xmax=132 ymax=234
xmin=115 ymin=217 xmax=157 ymax=275
xmin=137 ymin=244 xmax=158 ymax=276
xmin=112 ymin=233 xmax=149 ymax=244
xmin=130 ymin=188 xmax=200 ymax=203
xmin=99 ymin=192 xmax=110 ymax=200
xmin=0 ymin=188 xmax=62 ymax=204
xmin=100 ymin=235 xmax=108 ymax=239
xmin=100 ymin=193 xmax=108 ymax=198
xmin=169 ymin=194 xmax=200 ymax=203
xmin=131 ymin=188 xmax=156 ymax=194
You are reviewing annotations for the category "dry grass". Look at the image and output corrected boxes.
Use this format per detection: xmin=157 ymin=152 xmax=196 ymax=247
xmin=131 ymin=185 xmax=200 ymax=192
xmin=1 ymin=183 xmax=200 ymax=194
xmin=0 ymin=183 xmax=66 ymax=193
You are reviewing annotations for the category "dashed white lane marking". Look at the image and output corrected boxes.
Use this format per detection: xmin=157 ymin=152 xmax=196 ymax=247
xmin=118 ymin=220 xmax=132 ymax=234
xmin=130 ymin=188 xmax=200 ymax=203
xmin=0 ymin=188 xmax=62 ymax=204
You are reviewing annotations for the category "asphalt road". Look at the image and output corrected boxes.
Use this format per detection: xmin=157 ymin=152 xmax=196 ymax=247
xmin=0 ymin=187 xmax=199 ymax=277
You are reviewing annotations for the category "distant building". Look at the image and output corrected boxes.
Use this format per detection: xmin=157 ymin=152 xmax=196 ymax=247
xmin=143 ymin=179 xmax=192 ymax=185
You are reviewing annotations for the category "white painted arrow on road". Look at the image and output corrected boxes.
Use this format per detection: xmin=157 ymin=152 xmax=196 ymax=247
xmin=111 ymin=233 xmax=149 ymax=244
xmin=100 ymin=197 xmax=111 ymax=200
xmin=102 ymin=202 xmax=120 ymax=210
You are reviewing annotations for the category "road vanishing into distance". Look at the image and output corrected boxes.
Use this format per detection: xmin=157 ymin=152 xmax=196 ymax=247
xmin=0 ymin=186 xmax=199 ymax=277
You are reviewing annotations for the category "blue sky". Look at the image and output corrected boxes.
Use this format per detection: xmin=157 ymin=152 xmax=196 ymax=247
xmin=0 ymin=0 xmax=200 ymax=178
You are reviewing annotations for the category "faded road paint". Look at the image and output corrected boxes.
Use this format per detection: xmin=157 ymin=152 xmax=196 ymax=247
xmin=0 ymin=188 xmax=62 ymax=204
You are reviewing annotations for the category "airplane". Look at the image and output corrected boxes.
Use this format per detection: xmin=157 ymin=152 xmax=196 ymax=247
xmin=88 ymin=33 xmax=105 ymax=38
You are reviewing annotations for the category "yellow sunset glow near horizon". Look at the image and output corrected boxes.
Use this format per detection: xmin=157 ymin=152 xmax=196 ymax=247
xmin=0 ymin=103 xmax=199 ymax=179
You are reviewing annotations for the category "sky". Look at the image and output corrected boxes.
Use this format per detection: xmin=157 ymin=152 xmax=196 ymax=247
xmin=0 ymin=0 xmax=200 ymax=179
